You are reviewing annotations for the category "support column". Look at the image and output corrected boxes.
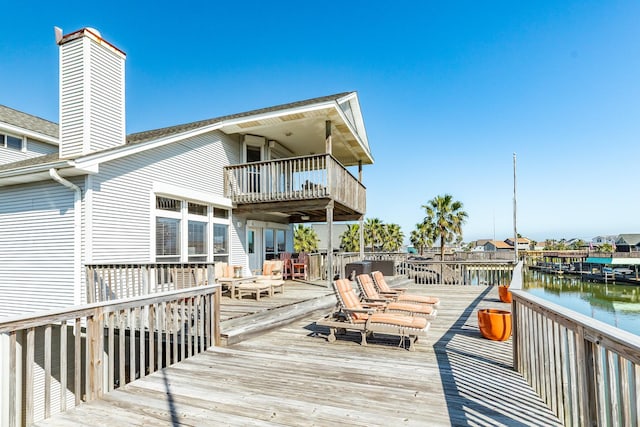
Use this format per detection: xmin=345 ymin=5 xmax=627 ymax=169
xmin=325 ymin=120 xmax=332 ymax=154
xmin=359 ymin=216 xmax=364 ymax=260
xmin=326 ymin=203 xmax=334 ymax=286
xmin=358 ymin=160 xmax=362 ymax=182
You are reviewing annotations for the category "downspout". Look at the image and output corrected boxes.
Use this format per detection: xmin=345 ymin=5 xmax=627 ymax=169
xmin=49 ymin=168 xmax=82 ymax=305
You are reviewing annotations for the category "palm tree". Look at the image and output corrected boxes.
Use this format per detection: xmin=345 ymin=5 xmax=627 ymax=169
xmin=364 ymin=218 xmax=384 ymax=252
xmin=423 ymin=194 xmax=468 ymax=260
xmin=410 ymin=221 xmax=435 ymax=256
xmin=382 ymin=223 xmax=404 ymax=252
xmin=570 ymin=239 xmax=585 ymax=250
xmin=339 ymin=223 xmax=361 ymax=252
xmin=599 ymin=243 xmax=613 ymax=253
xmin=293 ymin=224 xmax=319 ymax=253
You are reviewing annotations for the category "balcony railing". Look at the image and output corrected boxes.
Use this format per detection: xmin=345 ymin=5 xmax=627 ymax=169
xmin=224 ymin=154 xmax=366 ymax=214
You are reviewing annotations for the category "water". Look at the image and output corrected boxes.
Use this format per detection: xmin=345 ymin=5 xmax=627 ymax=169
xmin=524 ymin=269 xmax=640 ymax=336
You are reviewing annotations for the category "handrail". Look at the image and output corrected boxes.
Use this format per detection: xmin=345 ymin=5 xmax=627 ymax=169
xmin=511 ymin=264 xmax=640 ymax=426
xmin=0 ymin=284 xmax=221 ymax=426
xmin=85 ymin=262 xmax=215 ymax=303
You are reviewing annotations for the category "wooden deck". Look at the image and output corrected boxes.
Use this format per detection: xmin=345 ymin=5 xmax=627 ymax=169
xmin=36 ymin=283 xmax=562 ymax=426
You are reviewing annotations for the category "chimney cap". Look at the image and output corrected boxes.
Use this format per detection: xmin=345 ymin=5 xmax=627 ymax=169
xmin=56 ymin=27 xmax=126 ymax=57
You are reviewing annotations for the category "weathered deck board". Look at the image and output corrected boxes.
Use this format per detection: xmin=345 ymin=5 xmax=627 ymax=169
xmin=36 ymin=284 xmax=562 ymax=426
xmin=220 ymin=280 xmax=332 ymax=322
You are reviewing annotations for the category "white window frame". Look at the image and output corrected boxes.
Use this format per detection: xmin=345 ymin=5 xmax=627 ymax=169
xmin=0 ymin=132 xmax=25 ymax=152
xmin=152 ymin=184 xmax=232 ymax=263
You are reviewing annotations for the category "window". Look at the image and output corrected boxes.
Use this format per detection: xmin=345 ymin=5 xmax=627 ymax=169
xmin=155 ymin=195 xmax=230 ymax=263
xmin=248 ymin=230 xmax=255 ymax=254
xmin=265 ymin=229 xmax=274 ymax=256
xmin=277 ymin=230 xmax=286 ymax=252
xmin=213 ymin=223 xmax=229 ymax=263
xmin=1 ymin=133 xmax=23 ymax=151
xmin=264 ymin=228 xmax=287 ymax=258
xmin=213 ymin=208 xmax=228 ymax=219
xmin=188 ymin=220 xmax=207 ymax=261
xmin=156 ymin=217 xmax=180 ymax=261
xmin=188 ymin=202 xmax=207 ymax=216
xmin=156 ymin=196 xmax=181 ymax=211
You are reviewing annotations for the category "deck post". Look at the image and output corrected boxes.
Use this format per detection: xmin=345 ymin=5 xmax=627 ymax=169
xmin=325 ymin=120 xmax=332 ymax=154
xmin=512 ymin=298 xmax=519 ymax=372
xmin=326 ymin=203 xmax=334 ymax=285
xmin=359 ymin=216 xmax=364 ymax=261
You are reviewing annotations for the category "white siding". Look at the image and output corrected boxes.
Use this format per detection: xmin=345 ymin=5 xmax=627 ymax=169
xmin=27 ymin=138 xmax=58 ymax=155
xmin=59 ymin=33 xmax=125 ymax=158
xmin=0 ymin=181 xmax=76 ymax=317
xmin=90 ymin=130 xmax=240 ymax=262
xmin=59 ymin=39 xmax=85 ymax=158
xmin=88 ymin=39 xmax=125 ymax=152
xmin=0 ymin=147 xmax=30 ymax=165
xmin=0 ymin=139 xmax=57 ymax=166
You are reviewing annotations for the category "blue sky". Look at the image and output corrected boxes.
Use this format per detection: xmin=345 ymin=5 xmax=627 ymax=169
xmin=2 ymin=1 xmax=639 ymax=243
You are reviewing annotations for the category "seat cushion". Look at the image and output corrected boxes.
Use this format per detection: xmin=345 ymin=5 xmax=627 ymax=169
xmin=369 ymin=312 xmax=428 ymax=329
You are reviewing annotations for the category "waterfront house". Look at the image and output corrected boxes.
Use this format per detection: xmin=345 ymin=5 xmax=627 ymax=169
xmin=504 ymin=237 xmax=530 ymax=251
xmin=615 ymin=234 xmax=640 ymax=252
xmin=483 ymin=240 xmax=513 ymax=252
xmin=0 ymin=27 xmax=373 ymax=317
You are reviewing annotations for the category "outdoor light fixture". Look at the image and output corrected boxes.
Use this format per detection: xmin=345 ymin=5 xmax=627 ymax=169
xmin=300 ymin=215 xmax=310 ymax=221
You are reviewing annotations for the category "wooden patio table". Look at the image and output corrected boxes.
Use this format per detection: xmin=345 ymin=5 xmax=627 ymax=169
xmin=217 ymin=276 xmax=256 ymax=299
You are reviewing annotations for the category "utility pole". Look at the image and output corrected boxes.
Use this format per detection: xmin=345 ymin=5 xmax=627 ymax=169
xmin=513 ymin=153 xmax=518 ymax=263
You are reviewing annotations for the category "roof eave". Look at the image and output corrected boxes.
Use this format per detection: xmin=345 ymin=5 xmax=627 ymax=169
xmin=0 ymin=161 xmax=97 ymax=188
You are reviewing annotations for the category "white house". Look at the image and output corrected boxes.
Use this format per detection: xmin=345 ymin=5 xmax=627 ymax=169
xmin=0 ymin=27 xmax=373 ymax=318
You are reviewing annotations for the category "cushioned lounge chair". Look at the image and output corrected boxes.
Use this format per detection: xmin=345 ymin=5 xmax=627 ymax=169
xmin=254 ymin=260 xmax=285 ymax=295
xmin=355 ymin=274 xmax=437 ymax=320
xmin=371 ymin=271 xmax=441 ymax=308
xmin=316 ymin=279 xmax=430 ymax=351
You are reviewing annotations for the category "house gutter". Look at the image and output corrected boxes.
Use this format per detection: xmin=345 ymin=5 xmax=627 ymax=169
xmin=49 ymin=168 xmax=82 ymax=305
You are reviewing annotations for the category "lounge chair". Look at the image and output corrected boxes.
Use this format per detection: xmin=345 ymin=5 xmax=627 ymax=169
xmin=371 ymin=271 xmax=441 ymax=308
xmin=316 ymin=278 xmax=430 ymax=351
xmin=355 ymin=274 xmax=437 ymax=320
xmin=254 ymin=260 xmax=285 ymax=295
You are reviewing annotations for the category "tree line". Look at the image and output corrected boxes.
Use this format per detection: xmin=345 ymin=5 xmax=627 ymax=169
xmin=293 ymin=194 xmax=468 ymax=256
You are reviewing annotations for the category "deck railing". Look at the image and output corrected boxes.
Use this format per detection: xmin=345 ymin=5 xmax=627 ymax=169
xmin=0 ymin=285 xmax=221 ymax=426
xmin=307 ymin=252 xmax=515 ymax=284
xmin=85 ymin=262 xmax=214 ymax=303
xmin=403 ymin=260 xmax=515 ymax=285
xmin=511 ymin=264 xmax=640 ymax=426
xmin=224 ymin=154 xmax=366 ymax=213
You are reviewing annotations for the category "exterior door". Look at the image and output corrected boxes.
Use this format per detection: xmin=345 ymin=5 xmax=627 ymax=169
xmin=246 ymin=145 xmax=262 ymax=193
xmin=248 ymin=226 xmax=263 ymax=273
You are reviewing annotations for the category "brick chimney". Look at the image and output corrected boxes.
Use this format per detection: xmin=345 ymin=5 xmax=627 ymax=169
xmin=57 ymin=27 xmax=126 ymax=158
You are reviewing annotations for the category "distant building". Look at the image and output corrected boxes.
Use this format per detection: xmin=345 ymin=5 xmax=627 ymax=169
xmin=504 ymin=237 xmax=530 ymax=251
xmin=484 ymin=240 xmax=514 ymax=252
xmin=532 ymin=241 xmax=546 ymax=251
xmin=592 ymin=235 xmax=617 ymax=245
xmin=615 ymin=234 xmax=640 ymax=252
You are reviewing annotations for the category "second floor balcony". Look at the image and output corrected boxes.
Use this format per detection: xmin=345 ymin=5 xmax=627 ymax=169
xmin=224 ymin=154 xmax=366 ymax=222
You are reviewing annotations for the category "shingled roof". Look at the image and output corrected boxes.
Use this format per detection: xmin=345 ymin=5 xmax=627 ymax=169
xmin=126 ymin=91 xmax=353 ymax=145
xmin=0 ymin=105 xmax=59 ymax=138
xmin=0 ymin=91 xmax=361 ymax=175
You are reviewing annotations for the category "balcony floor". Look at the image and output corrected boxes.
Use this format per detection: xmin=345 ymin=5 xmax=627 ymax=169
xmin=36 ymin=283 xmax=562 ymax=426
